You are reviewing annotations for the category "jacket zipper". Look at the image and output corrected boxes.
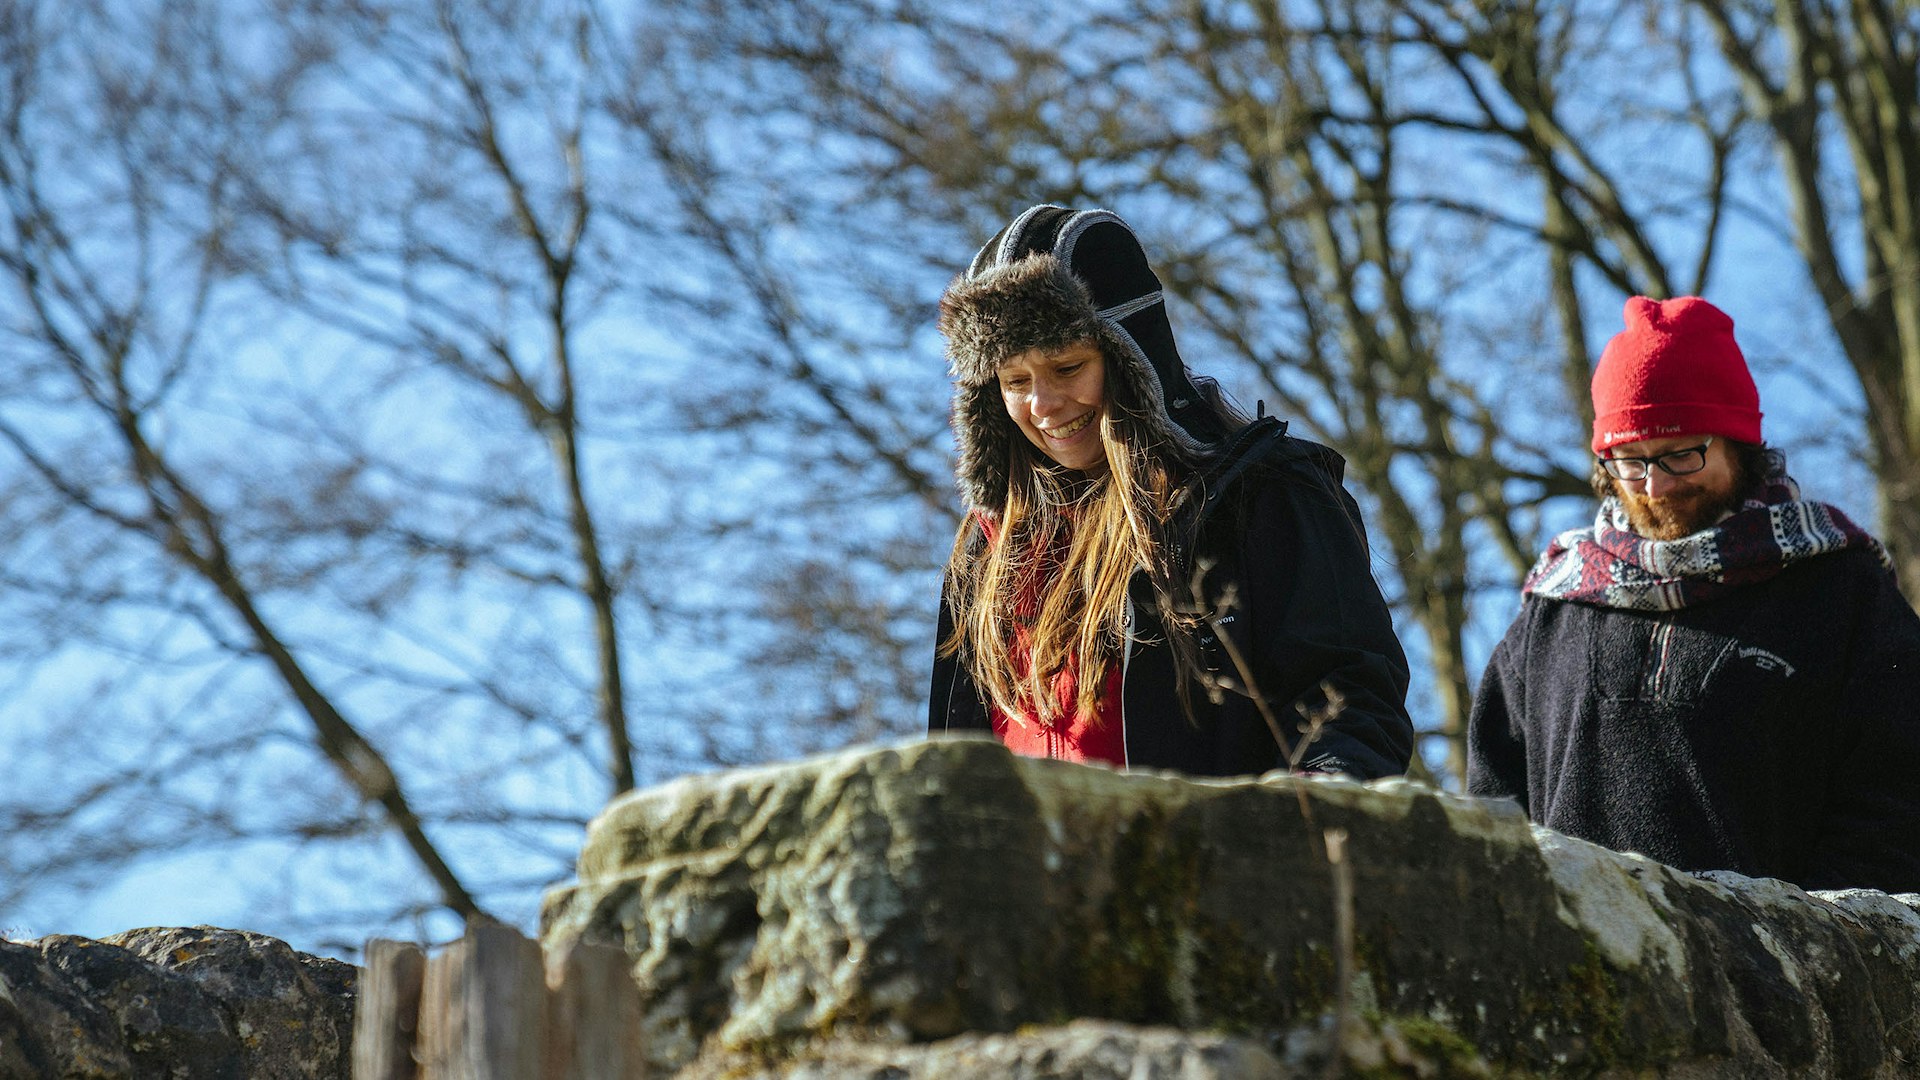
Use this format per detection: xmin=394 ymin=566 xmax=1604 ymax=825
xmin=1651 ymin=621 xmax=1674 ymax=699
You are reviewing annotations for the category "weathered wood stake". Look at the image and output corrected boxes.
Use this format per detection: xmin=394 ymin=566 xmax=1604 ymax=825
xmin=353 ymin=940 xmax=426 ymax=1080
xmin=354 ymin=926 xmax=644 ymax=1079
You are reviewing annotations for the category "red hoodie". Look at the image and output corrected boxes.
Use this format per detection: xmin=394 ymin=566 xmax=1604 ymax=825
xmin=989 ymin=665 xmax=1125 ymax=766
xmin=977 ymin=512 xmax=1126 ymax=766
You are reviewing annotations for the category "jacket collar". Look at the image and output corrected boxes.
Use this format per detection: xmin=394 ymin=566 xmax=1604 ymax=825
xmin=1171 ymin=416 xmax=1292 ymax=537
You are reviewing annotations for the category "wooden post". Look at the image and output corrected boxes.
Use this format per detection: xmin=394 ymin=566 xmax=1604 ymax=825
xmin=416 ymin=936 xmax=465 ymax=1079
xmin=544 ymin=940 xmax=647 ymax=1079
xmin=356 ymin=926 xmax=641 ymax=1078
xmin=470 ymin=923 xmax=550 ymax=1078
xmin=353 ymin=940 xmax=426 ymax=1080
xmin=419 ymin=924 xmax=549 ymax=1079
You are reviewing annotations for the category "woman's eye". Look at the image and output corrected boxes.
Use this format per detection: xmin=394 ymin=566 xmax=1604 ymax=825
xmin=1057 ymin=365 xmax=1082 ymax=377
xmin=1002 ymin=378 xmax=1029 ymax=392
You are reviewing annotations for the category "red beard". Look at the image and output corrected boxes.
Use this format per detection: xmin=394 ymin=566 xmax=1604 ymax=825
xmin=1616 ymin=482 xmax=1747 ymax=540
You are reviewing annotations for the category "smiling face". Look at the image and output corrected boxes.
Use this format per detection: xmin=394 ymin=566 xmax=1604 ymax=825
xmin=998 ymin=341 xmax=1109 ymax=473
xmin=1606 ymin=433 xmax=1745 ymax=540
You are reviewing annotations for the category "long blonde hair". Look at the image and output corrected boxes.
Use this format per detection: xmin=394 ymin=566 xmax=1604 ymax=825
xmin=940 ymin=352 xmax=1237 ymax=725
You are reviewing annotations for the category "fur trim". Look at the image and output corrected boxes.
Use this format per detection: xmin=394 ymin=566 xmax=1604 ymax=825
xmin=950 ymin=381 xmax=1013 ymax=516
xmin=939 ymin=208 xmax=1224 ymax=513
xmin=939 ymin=254 xmax=1103 ymax=385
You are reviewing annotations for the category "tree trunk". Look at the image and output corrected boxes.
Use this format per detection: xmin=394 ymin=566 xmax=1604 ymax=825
xmin=1416 ymin=581 xmax=1473 ymax=787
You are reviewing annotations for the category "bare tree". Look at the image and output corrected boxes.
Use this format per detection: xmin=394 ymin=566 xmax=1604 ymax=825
xmin=223 ymin=0 xmax=961 ymax=788
xmin=1375 ymin=0 xmax=1920 ymax=596
xmin=1383 ymin=0 xmax=1748 ymax=426
xmin=0 ymin=0 xmax=487 ymax=921
xmin=210 ymin=0 xmax=655 ymax=796
xmin=595 ymin=0 xmax=965 ymax=759
xmin=0 ymin=0 xmax=954 ymax=942
xmin=1690 ymin=0 xmax=1920 ymax=593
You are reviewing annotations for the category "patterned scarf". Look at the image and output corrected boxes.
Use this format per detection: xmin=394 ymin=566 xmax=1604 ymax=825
xmin=1524 ymin=453 xmax=1892 ymax=611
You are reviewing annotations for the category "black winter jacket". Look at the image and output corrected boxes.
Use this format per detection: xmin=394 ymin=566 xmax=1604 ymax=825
xmin=1468 ymin=547 xmax=1920 ymax=893
xmin=930 ymin=418 xmax=1414 ymax=779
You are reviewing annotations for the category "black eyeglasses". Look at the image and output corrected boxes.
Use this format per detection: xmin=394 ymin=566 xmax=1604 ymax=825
xmin=1599 ymin=437 xmax=1714 ymax=481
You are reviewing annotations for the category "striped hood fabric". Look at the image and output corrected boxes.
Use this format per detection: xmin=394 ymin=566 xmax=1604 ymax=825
xmin=936 ymin=205 xmax=1230 ymax=513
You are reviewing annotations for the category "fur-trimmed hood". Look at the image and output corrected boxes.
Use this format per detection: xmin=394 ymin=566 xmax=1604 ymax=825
xmin=937 ymin=206 xmax=1231 ymax=512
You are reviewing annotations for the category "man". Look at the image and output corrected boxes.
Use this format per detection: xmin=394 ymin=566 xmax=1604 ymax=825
xmin=1468 ymin=295 xmax=1920 ymax=894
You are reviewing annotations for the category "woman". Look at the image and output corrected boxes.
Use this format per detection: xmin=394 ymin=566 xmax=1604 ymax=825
xmin=929 ymin=205 xmax=1413 ymax=779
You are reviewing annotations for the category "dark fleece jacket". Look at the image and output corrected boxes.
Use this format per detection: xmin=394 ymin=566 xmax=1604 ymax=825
xmin=1468 ymin=547 xmax=1920 ymax=893
xmin=932 ymin=418 xmax=1414 ymax=779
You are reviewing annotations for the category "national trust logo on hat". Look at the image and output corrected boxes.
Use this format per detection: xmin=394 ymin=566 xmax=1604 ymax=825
xmin=1590 ymin=296 xmax=1762 ymax=455
xmin=1601 ymin=422 xmax=1686 ymax=444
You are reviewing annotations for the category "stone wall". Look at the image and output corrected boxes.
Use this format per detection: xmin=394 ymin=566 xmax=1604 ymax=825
xmin=8 ymin=740 xmax=1915 ymax=1077
xmin=542 ymin=737 xmax=1920 ymax=1078
xmin=0 ymin=925 xmax=355 ymax=1079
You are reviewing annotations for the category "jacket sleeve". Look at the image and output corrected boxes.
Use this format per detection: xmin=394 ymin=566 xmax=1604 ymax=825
xmin=929 ymin=578 xmax=960 ymax=733
xmin=928 ymin=576 xmax=991 ymax=735
xmin=1803 ymin=567 xmax=1920 ymax=893
xmin=1466 ymin=616 xmax=1529 ymax=806
xmin=1237 ymin=458 xmax=1413 ymax=779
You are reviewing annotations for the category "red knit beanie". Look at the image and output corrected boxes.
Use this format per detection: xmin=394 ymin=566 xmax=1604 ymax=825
xmin=1590 ymin=296 xmax=1761 ymax=454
